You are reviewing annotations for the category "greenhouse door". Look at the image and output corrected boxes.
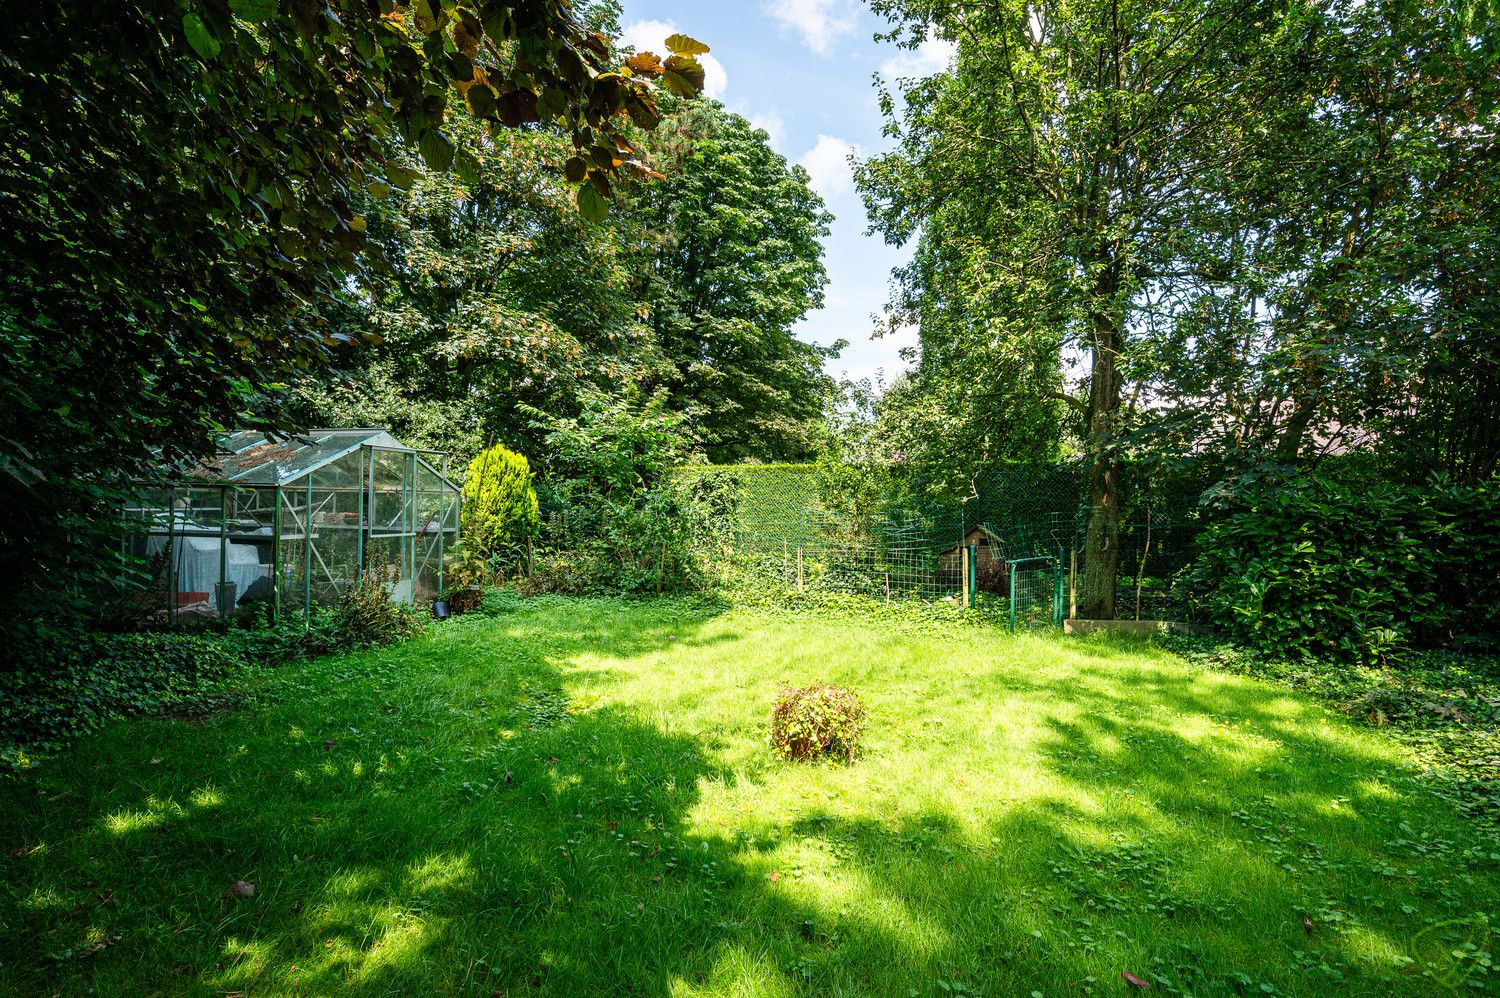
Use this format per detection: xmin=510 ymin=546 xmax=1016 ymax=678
xmin=366 ymin=445 xmax=417 ymax=604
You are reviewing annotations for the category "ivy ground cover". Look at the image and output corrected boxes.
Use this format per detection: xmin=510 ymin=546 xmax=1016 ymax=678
xmin=1 ymin=598 xmax=1495 ymax=996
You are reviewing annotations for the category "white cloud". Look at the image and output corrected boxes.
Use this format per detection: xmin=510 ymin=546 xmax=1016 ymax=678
xmin=797 ymin=134 xmax=861 ymax=200
xmin=747 ymin=109 xmax=787 ymax=153
xmin=879 ymin=34 xmax=957 ymax=80
xmin=764 ymin=0 xmax=857 ymax=55
xmin=618 ymin=19 xmax=728 ymax=100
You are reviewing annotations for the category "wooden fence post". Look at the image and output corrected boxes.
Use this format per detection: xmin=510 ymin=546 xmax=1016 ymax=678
xmin=961 ymin=546 xmax=971 ymax=608
xmin=796 ymin=546 xmax=804 ymax=592
xmin=1069 ymin=547 xmax=1077 ymax=619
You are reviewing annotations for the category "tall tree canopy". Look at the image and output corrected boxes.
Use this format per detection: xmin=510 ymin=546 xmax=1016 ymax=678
xmin=858 ymin=0 xmax=1500 ymax=616
xmin=0 ymin=0 xmax=706 ymax=610
xmin=629 ymin=98 xmax=838 ymax=462
xmin=302 ymin=114 xmax=661 ymax=458
xmin=307 ymin=97 xmax=836 ymax=464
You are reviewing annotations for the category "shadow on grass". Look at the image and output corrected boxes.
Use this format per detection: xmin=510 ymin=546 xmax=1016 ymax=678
xmin=0 ymin=600 xmax=1494 ymax=996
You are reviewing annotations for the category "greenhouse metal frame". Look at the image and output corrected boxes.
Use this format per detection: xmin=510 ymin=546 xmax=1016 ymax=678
xmin=124 ymin=429 xmax=460 ymax=625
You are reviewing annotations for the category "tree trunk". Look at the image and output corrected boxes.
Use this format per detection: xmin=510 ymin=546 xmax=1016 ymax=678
xmin=1078 ymin=275 xmax=1123 ymax=620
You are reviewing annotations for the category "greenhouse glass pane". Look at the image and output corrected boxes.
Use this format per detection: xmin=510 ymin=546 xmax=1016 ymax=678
xmin=224 ymin=485 xmax=275 ymax=623
xmin=309 ymin=459 xmax=362 ymax=607
xmin=278 ymin=488 xmax=308 ymax=620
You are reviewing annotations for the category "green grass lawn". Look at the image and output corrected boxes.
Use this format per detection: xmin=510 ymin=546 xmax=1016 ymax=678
xmin=2 ymin=597 xmax=1496 ymax=996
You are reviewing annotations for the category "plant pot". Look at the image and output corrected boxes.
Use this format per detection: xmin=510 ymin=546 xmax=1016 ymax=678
xmin=447 ymin=585 xmax=483 ymax=615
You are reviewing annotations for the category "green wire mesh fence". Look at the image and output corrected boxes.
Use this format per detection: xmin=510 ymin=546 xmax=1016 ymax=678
xmin=690 ymin=465 xmax=1201 ymax=629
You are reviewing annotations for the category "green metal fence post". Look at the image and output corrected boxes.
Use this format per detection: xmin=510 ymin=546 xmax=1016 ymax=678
xmin=1055 ymin=547 xmax=1065 ymax=627
xmin=1009 ymin=559 xmax=1018 ymax=634
xmin=968 ymin=544 xmax=977 ymax=608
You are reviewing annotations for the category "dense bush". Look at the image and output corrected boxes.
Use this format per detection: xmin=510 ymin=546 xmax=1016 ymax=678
xmin=1192 ymin=476 xmax=1500 ymax=663
xmin=0 ymin=632 xmax=246 ymax=766
xmin=770 ymin=684 xmax=867 ymax=763
xmin=530 ymin=389 xmax=712 ymax=595
xmin=318 ymin=574 xmax=426 ymax=650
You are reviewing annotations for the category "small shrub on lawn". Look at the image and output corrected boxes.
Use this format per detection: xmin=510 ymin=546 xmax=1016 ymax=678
xmin=770 ymin=684 xmax=866 ymax=763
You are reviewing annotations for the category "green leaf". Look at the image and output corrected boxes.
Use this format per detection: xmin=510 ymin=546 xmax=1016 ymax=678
xmin=182 ymin=13 xmax=222 ymax=60
xmin=418 ymin=130 xmax=455 ymax=173
xmin=661 ymin=56 xmax=706 ymax=97
xmin=413 ymin=0 xmax=443 ymax=34
xmin=577 ymin=182 xmax=609 ymax=223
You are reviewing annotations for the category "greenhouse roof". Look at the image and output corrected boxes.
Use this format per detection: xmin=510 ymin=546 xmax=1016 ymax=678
xmin=189 ymin=429 xmax=407 ymax=486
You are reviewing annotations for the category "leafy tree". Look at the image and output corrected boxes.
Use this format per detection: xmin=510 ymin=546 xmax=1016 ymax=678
xmin=462 ymin=444 xmax=541 ymax=557
xmin=627 ymin=98 xmax=840 ymax=462
xmin=1128 ymin=0 xmax=1500 ymax=479
xmin=307 ymin=97 xmax=836 ymax=468
xmin=859 ymin=0 xmax=1500 ymax=615
xmin=859 ymin=0 xmax=1290 ymax=616
xmin=0 ymin=0 xmax=707 ymax=621
xmin=301 ymin=114 xmax=662 ymax=458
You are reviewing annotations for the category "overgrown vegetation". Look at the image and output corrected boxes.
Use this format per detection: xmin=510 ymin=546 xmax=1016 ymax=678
xmin=0 ymin=578 xmax=423 ymax=769
xmin=1192 ymin=475 xmax=1500 ymax=662
xmin=0 ymin=632 xmax=248 ymax=770
xmin=523 ymin=389 xmax=718 ymax=595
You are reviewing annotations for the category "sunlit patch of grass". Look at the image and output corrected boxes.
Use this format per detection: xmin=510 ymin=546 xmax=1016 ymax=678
xmin=3 ymin=597 xmax=1497 ymax=996
xmin=101 ymin=795 xmax=186 ymax=835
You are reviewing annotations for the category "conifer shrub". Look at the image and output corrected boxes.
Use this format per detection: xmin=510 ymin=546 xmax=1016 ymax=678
xmin=461 ymin=444 xmax=540 ymax=559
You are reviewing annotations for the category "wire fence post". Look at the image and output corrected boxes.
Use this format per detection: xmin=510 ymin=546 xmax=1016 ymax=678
xmin=796 ymin=546 xmax=804 ymax=592
xmin=1054 ymin=548 xmax=1065 ymax=627
xmin=1009 ymin=558 xmax=1018 ymax=633
xmin=961 ymin=545 xmax=971 ymax=608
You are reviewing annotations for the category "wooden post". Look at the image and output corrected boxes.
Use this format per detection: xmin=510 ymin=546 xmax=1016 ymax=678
xmin=961 ymin=546 xmax=971 ymax=608
xmin=796 ymin=546 xmax=804 ymax=592
xmin=1069 ymin=548 xmax=1077 ymax=619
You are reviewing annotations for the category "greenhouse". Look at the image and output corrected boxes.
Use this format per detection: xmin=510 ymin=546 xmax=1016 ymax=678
xmin=124 ymin=429 xmax=460 ymax=624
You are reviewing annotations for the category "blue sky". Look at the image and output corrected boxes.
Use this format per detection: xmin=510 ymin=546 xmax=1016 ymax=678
xmin=617 ymin=1 xmax=954 ymax=384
